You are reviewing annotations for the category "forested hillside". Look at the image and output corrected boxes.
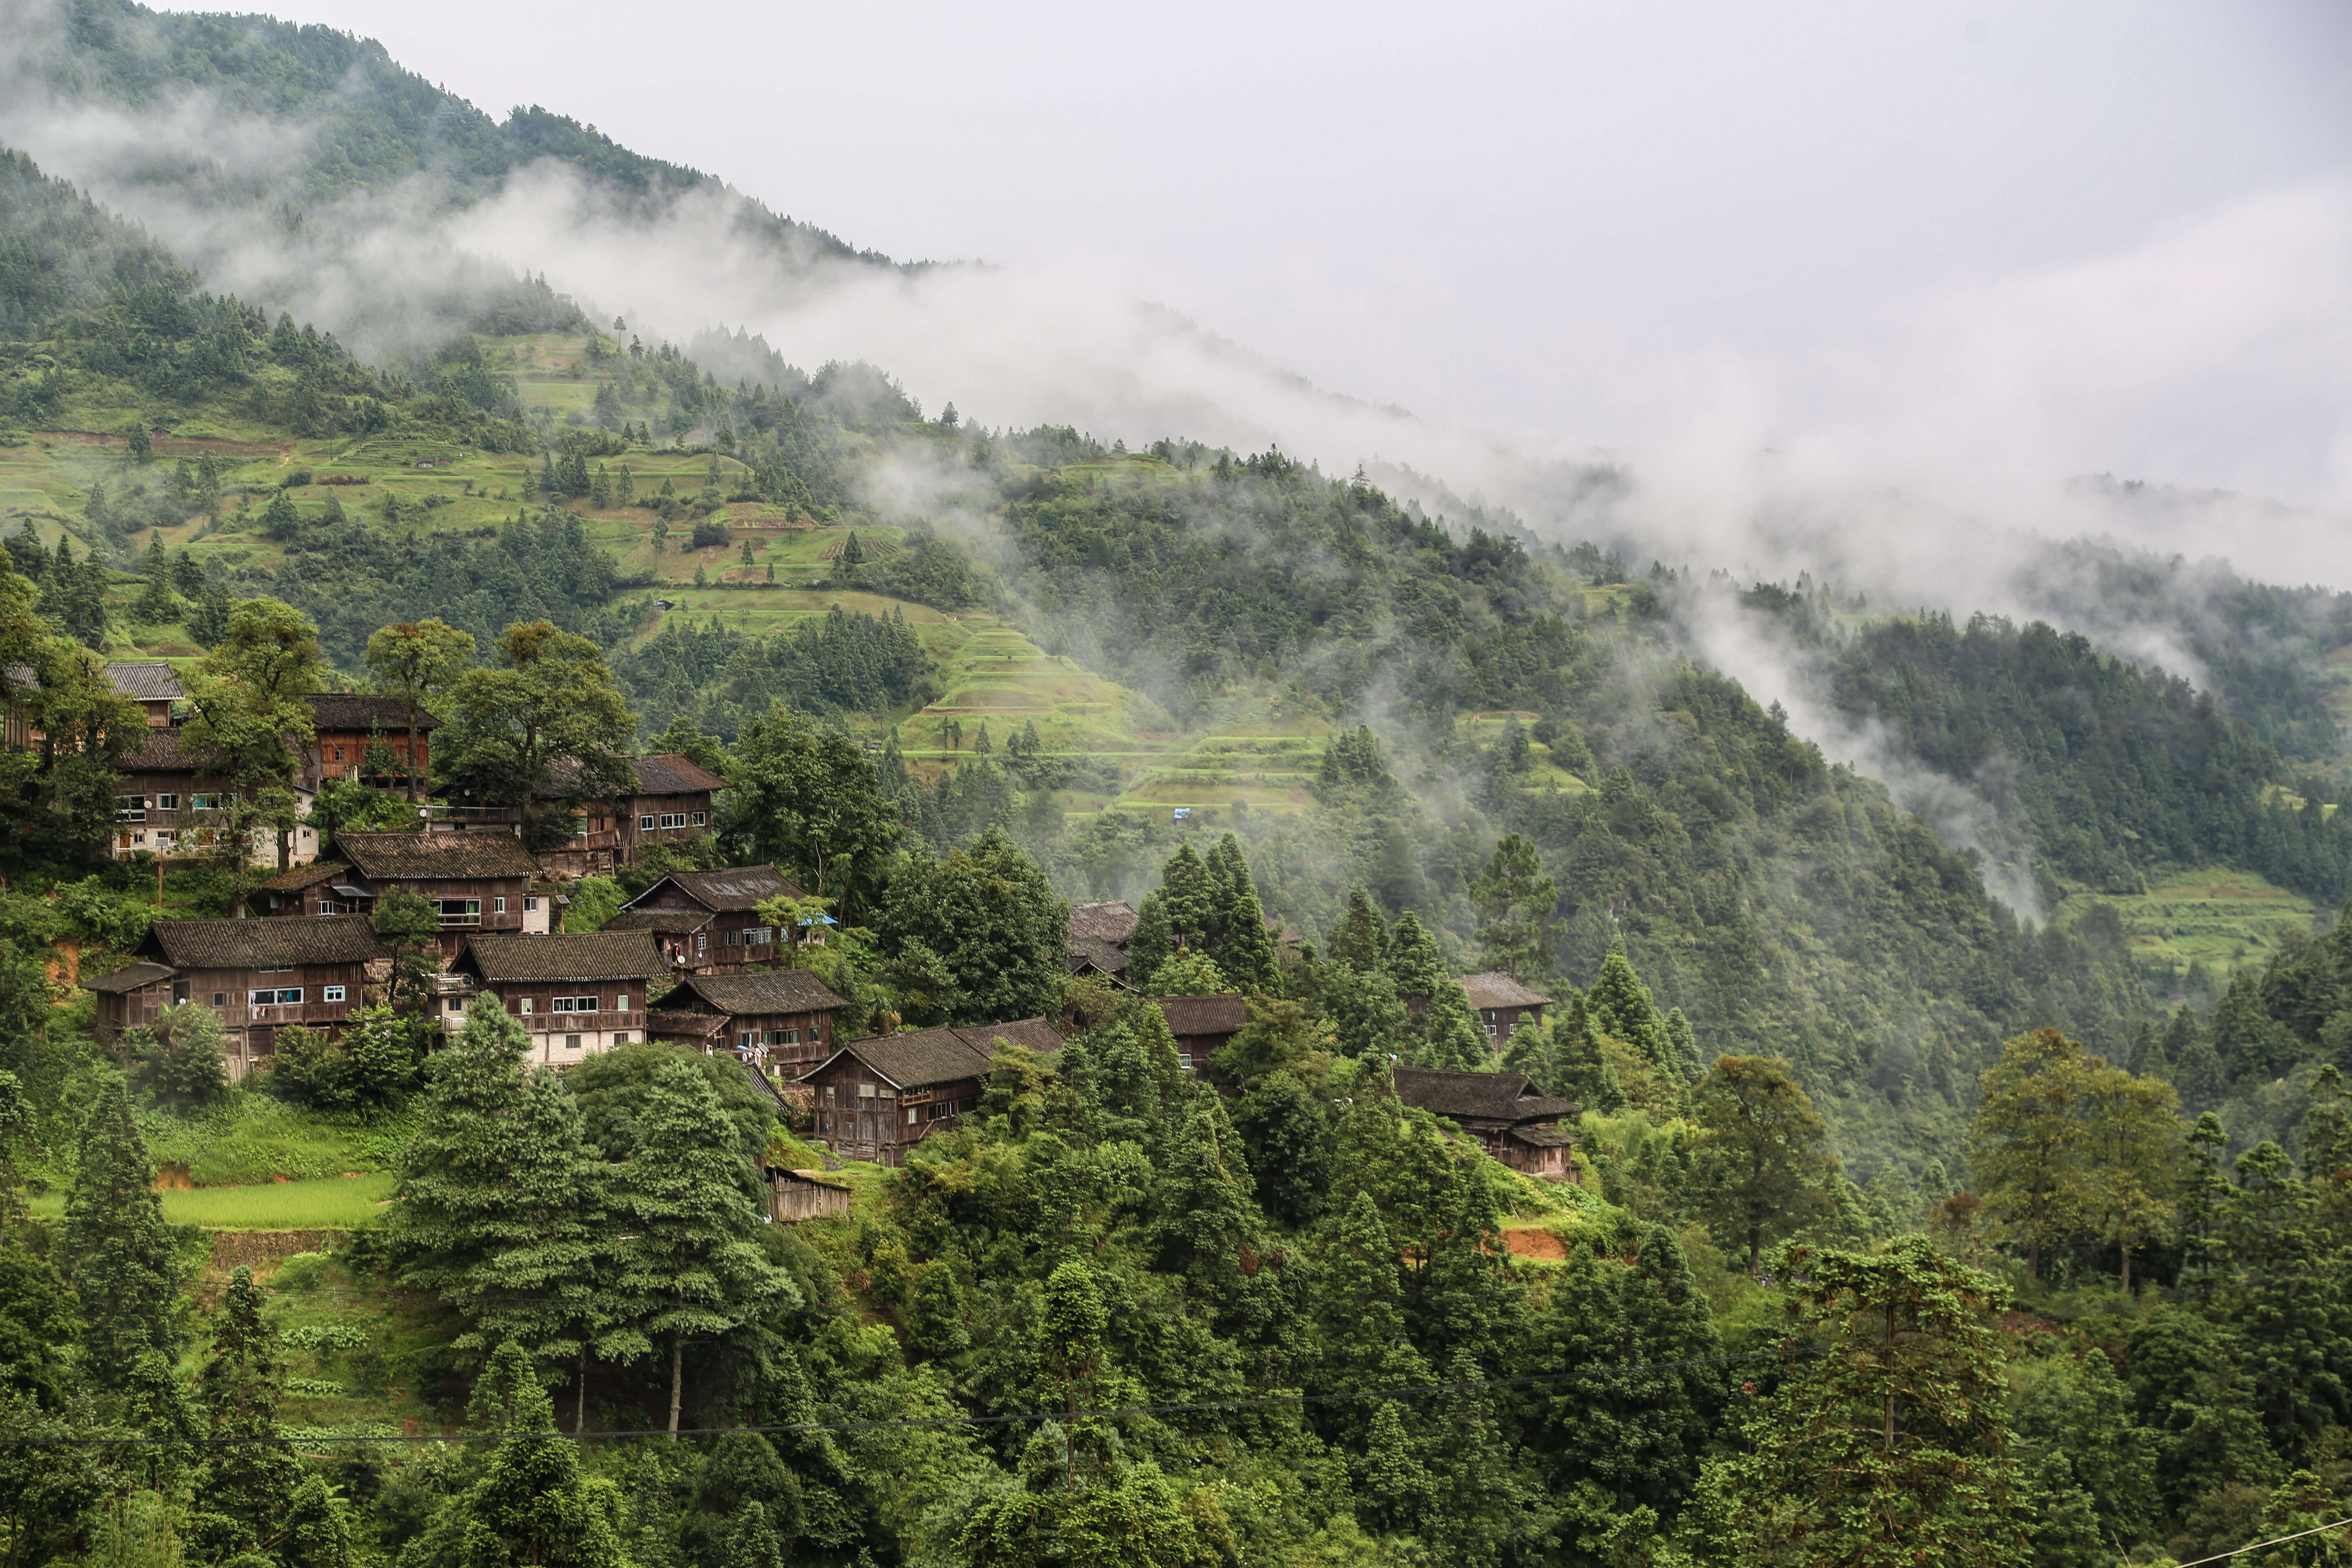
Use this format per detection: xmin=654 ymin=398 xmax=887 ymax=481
xmin=2 ymin=12 xmax=2352 ymax=1564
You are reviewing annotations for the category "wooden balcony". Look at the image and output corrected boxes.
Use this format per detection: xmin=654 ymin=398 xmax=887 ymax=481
xmin=220 ymin=1002 xmax=359 ymax=1030
xmin=518 ymin=1011 xmax=647 ymax=1034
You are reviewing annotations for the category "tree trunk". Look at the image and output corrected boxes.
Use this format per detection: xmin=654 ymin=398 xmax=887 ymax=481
xmin=576 ymin=1346 xmax=586 ymax=1435
xmin=2119 ymin=1241 xmax=2132 ymax=1296
xmin=667 ymin=1332 xmax=683 ymax=1437
xmin=407 ymin=710 xmax=423 ymax=803
xmin=1747 ymin=1222 xmax=1762 ymax=1279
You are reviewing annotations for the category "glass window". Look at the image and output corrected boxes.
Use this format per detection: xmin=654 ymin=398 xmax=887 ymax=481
xmin=773 ymin=1028 xmax=799 ymax=1045
xmin=447 ymin=996 xmax=466 ymax=1013
xmin=564 ymin=1034 xmax=581 ymax=1051
xmin=638 ymin=814 xmax=656 ymax=831
xmin=613 ymin=1032 xmax=630 ymax=1045
xmin=493 ymin=897 xmax=507 ymax=913
xmin=156 ymin=793 xmax=178 ymax=810
xmin=615 ymin=995 xmax=629 ymax=1012
xmin=211 ymin=992 xmax=226 ymax=1007
xmin=322 ymin=985 xmax=346 ymax=1002
xmin=691 ymin=811 xmax=706 ymax=826
xmin=518 ymin=998 xmax=533 ymax=1014
xmin=858 ymin=1082 xmax=875 ymax=1098
xmin=739 ymin=1031 xmax=757 ymax=1049
xmin=726 ymin=930 xmax=740 ymax=946
xmin=907 ymin=1108 xmax=918 ymax=1125
xmin=524 ymin=896 xmax=539 ymax=912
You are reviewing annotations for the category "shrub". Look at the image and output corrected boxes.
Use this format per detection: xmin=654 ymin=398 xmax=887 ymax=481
xmin=128 ymin=1003 xmax=231 ymax=1111
xmin=689 ymin=519 xmax=731 ymax=550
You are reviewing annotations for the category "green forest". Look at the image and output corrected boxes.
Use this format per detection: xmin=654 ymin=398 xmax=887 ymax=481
xmin=1 ymin=1 xmax=2351 ymax=1563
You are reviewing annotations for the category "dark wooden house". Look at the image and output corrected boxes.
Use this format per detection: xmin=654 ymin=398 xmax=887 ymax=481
xmin=1390 ymin=1066 xmax=1579 ymax=1178
xmin=111 ymin=727 xmax=321 ymax=866
xmin=1459 ymin=973 xmax=1554 ymax=1046
xmin=263 ymin=830 xmax=546 ymax=957
xmin=536 ymin=754 xmax=729 ymax=876
xmin=646 ymin=969 xmax=853 ymax=1071
xmin=796 ymin=1018 xmax=1064 ymax=1167
xmin=762 ymin=1166 xmax=854 ymax=1223
xmin=305 ymin=693 xmax=438 ymax=791
xmin=449 ymin=930 xmax=670 ymax=1068
xmin=608 ymin=864 xmax=809 ymax=973
xmin=1066 ymin=900 xmax=1139 ymax=980
xmin=107 ymin=662 xmax=183 ymax=728
xmin=1151 ymin=993 xmax=1250 ymax=1075
xmin=90 ymin=914 xmax=388 ymax=1079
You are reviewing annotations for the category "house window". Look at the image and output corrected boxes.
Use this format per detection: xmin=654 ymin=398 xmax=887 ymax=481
xmin=190 ymin=793 xmax=221 ymax=811
xmin=249 ymin=987 xmax=303 ymax=1006
xmin=316 ymin=899 xmax=343 ymax=915
xmin=573 ymin=818 xmax=591 ymax=838
xmin=1178 ymin=1051 xmax=1194 ymax=1071
xmin=156 ymin=793 xmax=178 ymax=811
xmin=322 ymin=985 xmax=346 ymax=1002
xmin=658 ymin=812 xmax=688 ymax=830
xmin=211 ymin=993 xmax=226 ymax=1007
xmin=493 ymin=896 xmax=507 ymax=914
xmin=446 ymin=996 xmax=466 ymax=1013
xmin=332 ymin=747 xmax=344 ymax=762
xmin=695 ymin=933 xmax=707 ymax=953
xmin=906 ymin=1107 xmax=918 ymax=1125
xmin=613 ymin=1032 xmax=630 ymax=1045
xmin=564 ymin=1034 xmax=581 ymax=1051
xmin=638 ymin=814 xmax=656 ymax=831
xmin=858 ymin=1082 xmax=875 ymax=1098
xmin=518 ymin=998 xmax=534 ymax=1014
xmin=739 ymin=1031 xmax=758 ymax=1049
xmin=745 ymin=927 xmax=773 ymax=946
xmin=436 ymin=899 xmax=481 ymax=925
xmin=524 ymin=896 xmax=539 ymax=913
xmin=878 ymin=1086 xmax=897 ymax=1100
xmin=153 ymin=831 xmax=175 ymax=848
xmin=772 ymin=1028 xmax=799 ymax=1045
xmin=115 ymin=795 xmax=147 ymax=822
xmin=726 ymin=930 xmax=740 ymax=946
xmin=552 ymin=996 xmax=602 ymax=1013
xmin=690 ymin=811 xmax=706 ymax=827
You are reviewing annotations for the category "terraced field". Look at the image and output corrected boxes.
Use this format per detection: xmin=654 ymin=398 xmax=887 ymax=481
xmin=2056 ymin=867 xmax=2322 ymax=991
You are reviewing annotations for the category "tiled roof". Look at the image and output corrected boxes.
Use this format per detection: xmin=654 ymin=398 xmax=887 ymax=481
xmin=656 ymin=970 xmax=852 ymax=1016
xmin=1509 ymin=1126 xmax=1576 ymax=1148
xmin=1066 ymin=936 xmax=1129 ymax=975
xmin=952 ymin=1017 xmax=1065 ymax=1056
xmin=1068 ymin=900 xmax=1139 ymax=945
xmin=1390 ymin=1066 xmax=1576 ymax=1125
xmin=1460 ymin=972 xmax=1555 ymax=1009
xmin=140 ymin=914 xmax=385 ymax=971
xmin=119 ymin=727 xmax=218 ymax=774
xmin=628 ymin=864 xmax=803 ymax=914
xmin=599 ymin=909 xmax=710 ymax=935
xmin=339 ymin=831 xmax=540 ymax=882
xmin=83 ymin=960 xmax=176 ymax=995
xmin=459 ymin=931 xmax=668 ymax=984
xmin=106 ymin=662 xmax=183 ymax=702
xmin=309 ymin=693 xmax=440 ymax=732
xmin=811 ymin=1028 xmax=993 ymax=1090
xmin=1152 ymin=993 xmax=1250 ymax=1038
xmin=630 ymin=753 xmax=729 ymax=795
xmin=263 ymin=862 xmax=348 ymax=893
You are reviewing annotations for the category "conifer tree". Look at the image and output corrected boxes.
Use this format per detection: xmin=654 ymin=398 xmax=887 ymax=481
xmin=608 ymin=1058 xmax=797 ymax=1436
xmin=1584 ymin=939 xmax=1679 ymax=1076
xmin=2171 ymin=1009 xmax=2227 ymax=1107
xmin=62 ymin=1076 xmax=180 ymax=1388
xmin=1128 ymin=843 xmax=1218 ymax=982
xmin=1150 ymin=1087 xmax=1260 ymax=1304
xmin=2303 ymin=1064 xmax=2351 ymax=1180
xmin=191 ymin=1265 xmax=313 ymax=1558
xmin=1321 ymin=962 xmax=1411 ymax=1059
xmin=119 ymin=1346 xmax=200 ymax=1495
xmin=408 ymin=1341 xmax=628 ymax=1568
xmin=1690 ymin=1055 xmax=1840 ymax=1276
xmin=1325 ymin=885 xmax=1388 ymax=975
xmin=1207 ymin=835 xmax=1281 ymax=990
xmin=1468 ymin=832 xmax=1558 ymax=985
xmin=1388 ymin=913 xmax=1486 ymax=1070
xmin=1314 ymin=1190 xmax=1429 ymax=1435
xmin=391 ymin=1004 xmax=620 ymax=1418
xmin=134 ymin=531 xmax=176 ymax=622
xmin=1235 ymin=1071 xmax=1335 ymax=1227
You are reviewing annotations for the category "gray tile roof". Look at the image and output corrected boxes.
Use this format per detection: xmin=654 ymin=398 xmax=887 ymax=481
xmin=459 ymin=931 xmax=668 ymax=984
xmin=310 ymin=693 xmax=440 ymax=732
xmin=139 ymin=915 xmax=386 ymax=971
xmin=1153 ymin=993 xmax=1250 ymax=1038
xmin=1066 ymin=936 xmax=1129 ymax=974
xmin=1390 ymin=1066 xmax=1576 ymax=1126
xmin=106 ymin=662 xmax=183 ymax=702
xmin=630 ymin=753 xmax=728 ymax=795
xmin=1459 ymin=972 xmax=1555 ymax=1009
xmin=339 ymin=831 xmax=540 ymax=882
xmin=656 ymin=970 xmax=852 ymax=1017
xmin=952 ymin=1017 xmax=1065 ymax=1056
xmin=83 ymin=960 xmax=176 ymax=995
xmin=812 ymin=1028 xmax=993 ymax=1090
xmin=263 ymin=861 xmax=349 ymax=893
xmin=1069 ymin=900 xmax=1139 ymax=945
xmin=599 ymin=909 xmax=711 ymax=935
xmin=627 ymin=863 xmax=803 ymax=914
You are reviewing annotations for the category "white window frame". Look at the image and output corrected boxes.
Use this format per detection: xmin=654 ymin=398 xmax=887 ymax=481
xmin=615 ymin=994 xmax=630 ymax=1012
xmin=322 ymin=985 xmax=346 ymax=1002
xmin=156 ymin=792 xmax=178 ymax=811
xmin=690 ymin=811 xmax=706 ymax=827
xmin=518 ymin=998 xmax=534 ymax=1015
xmin=638 ymin=813 xmax=656 ymax=831
xmin=493 ymin=896 xmax=507 ymax=913
xmin=523 ymin=896 xmax=539 ymax=912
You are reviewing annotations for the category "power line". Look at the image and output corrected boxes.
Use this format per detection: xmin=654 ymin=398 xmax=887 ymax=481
xmin=0 ymin=1348 xmax=1798 ymax=1448
xmin=2174 ymin=1514 xmax=2352 ymax=1567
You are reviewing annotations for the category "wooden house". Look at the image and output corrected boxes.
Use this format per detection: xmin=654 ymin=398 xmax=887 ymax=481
xmin=262 ymin=830 xmax=546 ymax=958
xmin=1151 ymin=993 xmax=1250 ymax=1075
xmin=762 ymin=1166 xmax=854 ymax=1223
xmin=1459 ymin=973 xmax=1554 ymax=1045
xmin=305 ymin=693 xmax=437 ymax=791
xmin=1390 ymin=1066 xmax=1578 ymax=1178
xmin=645 ymin=968 xmax=853 ymax=1072
xmin=89 ymin=914 xmax=388 ymax=1079
xmin=111 ymin=727 xmax=321 ymax=866
xmin=796 ymin=1018 xmax=1064 ymax=1167
xmin=107 ymin=662 xmax=183 ymax=728
xmin=1065 ymin=900 xmax=1139 ymax=980
xmin=535 ymin=754 xmax=729 ymax=876
xmin=608 ymin=864 xmax=809 ymax=973
xmin=450 ymin=930 xmax=669 ymax=1068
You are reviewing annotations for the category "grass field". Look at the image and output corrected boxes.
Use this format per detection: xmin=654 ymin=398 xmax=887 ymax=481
xmin=2055 ymin=867 xmax=2322 ymax=990
xmin=31 ymin=1172 xmax=396 ymax=1229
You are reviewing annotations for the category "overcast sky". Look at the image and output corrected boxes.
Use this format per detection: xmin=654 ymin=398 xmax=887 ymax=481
xmin=221 ymin=1 xmax=2352 ymax=511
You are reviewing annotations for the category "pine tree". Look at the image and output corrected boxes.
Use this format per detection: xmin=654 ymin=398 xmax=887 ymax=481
xmin=2303 ymin=1064 xmax=2352 ymax=1180
xmin=1150 ymin=1088 xmax=1261 ymax=1305
xmin=1325 ymin=886 xmax=1388 ymax=975
xmin=390 ymin=1004 xmax=620 ymax=1419
xmin=724 ymin=1500 xmax=783 ymax=1568
xmin=407 ymin=1341 xmax=629 ymax=1568
xmin=1691 ymin=1055 xmax=1841 ymax=1276
xmin=134 ymin=531 xmax=176 ymax=622
xmin=1314 ymin=1190 xmax=1429 ymax=1439
xmin=191 ymin=1265 xmax=312 ymax=1559
xmin=1584 ymin=939 xmax=1678 ymax=1075
xmin=62 ymin=1076 xmax=180 ymax=1389
xmin=608 ymin=1058 xmax=798 ymax=1436
xmin=1468 ymin=832 xmax=1557 ymax=985
xmin=1321 ymin=962 xmax=1411 ymax=1060
xmin=1235 ymin=1071 xmax=1335 ymax=1227
xmin=1388 ymin=913 xmax=1486 ymax=1070
xmin=1207 ymin=835 xmax=1280 ymax=990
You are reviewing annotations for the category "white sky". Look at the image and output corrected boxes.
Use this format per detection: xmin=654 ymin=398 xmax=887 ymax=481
xmin=185 ymin=1 xmax=2352 ymax=513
